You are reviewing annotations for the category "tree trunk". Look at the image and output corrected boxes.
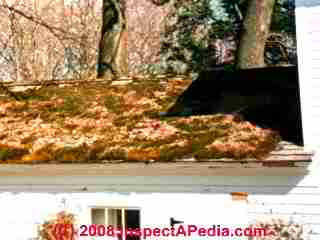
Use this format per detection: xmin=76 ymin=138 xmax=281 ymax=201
xmin=97 ymin=0 xmax=127 ymax=78
xmin=115 ymin=22 xmax=128 ymax=75
xmin=236 ymin=0 xmax=276 ymax=69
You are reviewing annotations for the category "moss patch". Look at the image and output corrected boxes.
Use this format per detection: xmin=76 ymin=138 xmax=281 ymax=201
xmin=0 ymin=144 xmax=29 ymax=162
xmin=0 ymin=76 xmax=281 ymax=163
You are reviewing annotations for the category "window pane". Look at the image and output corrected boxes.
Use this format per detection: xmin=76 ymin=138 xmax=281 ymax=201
xmin=125 ymin=209 xmax=140 ymax=240
xmin=108 ymin=209 xmax=123 ymax=240
xmin=91 ymin=208 xmax=105 ymax=225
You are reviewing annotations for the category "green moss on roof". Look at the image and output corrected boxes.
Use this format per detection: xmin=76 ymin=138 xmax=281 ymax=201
xmin=0 ymin=76 xmax=281 ymax=163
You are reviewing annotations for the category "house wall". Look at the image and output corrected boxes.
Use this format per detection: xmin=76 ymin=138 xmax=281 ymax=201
xmin=0 ymin=173 xmax=319 ymax=240
xmin=0 ymin=191 xmax=248 ymax=240
xmin=247 ymin=168 xmax=320 ymax=240
xmin=295 ymin=0 xmax=320 ymax=151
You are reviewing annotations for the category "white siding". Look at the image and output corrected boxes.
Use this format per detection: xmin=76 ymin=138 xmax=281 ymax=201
xmin=0 ymin=192 xmax=248 ymax=240
xmin=296 ymin=1 xmax=320 ymax=151
xmin=246 ymin=169 xmax=320 ymax=240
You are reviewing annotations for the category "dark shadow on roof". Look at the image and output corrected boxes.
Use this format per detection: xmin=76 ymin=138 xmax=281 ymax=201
xmin=163 ymin=65 xmax=304 ymax=146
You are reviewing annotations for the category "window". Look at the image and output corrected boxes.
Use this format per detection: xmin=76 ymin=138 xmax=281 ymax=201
xmin=91 ymin=207 xmax=140 ymax=240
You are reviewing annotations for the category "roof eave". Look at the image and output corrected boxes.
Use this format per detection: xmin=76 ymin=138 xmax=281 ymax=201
xmin=0 ymin=161 xmax=311 ymax=177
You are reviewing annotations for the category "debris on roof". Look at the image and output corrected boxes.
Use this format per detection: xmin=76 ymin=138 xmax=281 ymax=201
xmin=0 ymin=76 xmax=312 ymax=164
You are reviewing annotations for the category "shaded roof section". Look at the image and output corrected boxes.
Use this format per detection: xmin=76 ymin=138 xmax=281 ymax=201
xmin=164 ymin=66 xmax=304 ymax=146
xmin=0 ymin=74 xmax=313 ymax=166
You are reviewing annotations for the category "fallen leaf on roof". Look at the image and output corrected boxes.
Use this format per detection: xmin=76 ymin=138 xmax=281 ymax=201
xmin=0 ymin=76 xmax=281 ymax=163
